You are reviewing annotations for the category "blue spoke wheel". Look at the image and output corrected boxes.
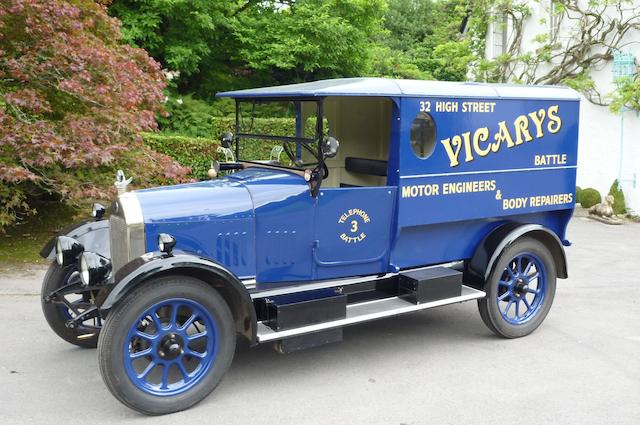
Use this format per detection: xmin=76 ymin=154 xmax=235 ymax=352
xmin=478 ymin=237 xmax=557 ymax=338
xmin=98 ymin=276 xmax=236 ymax=415
xmin=124 ymin=298 xmax=218 ymax=396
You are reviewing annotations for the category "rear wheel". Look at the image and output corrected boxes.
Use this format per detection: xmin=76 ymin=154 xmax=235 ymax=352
xmin=478 ymin=238 xmax=556 ymax=338
xmin=98 ymin=275 xmax=235 ymax=415
xmin=41 ymin=262 xmax=101 ymax=348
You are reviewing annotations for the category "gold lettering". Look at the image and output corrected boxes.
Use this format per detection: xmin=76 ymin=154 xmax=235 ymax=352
xmin=547 ymin=105 xmax=562 ymax=133
xmin=491 ymin=121 xmax=515 ymax=152
xmin=513 ymin=114 xmax=533 ymax=145
xmin=441 ymin=137 xmax=462 ymax=167
xmin=473 ymin=127 xmax=491 ymax=156
xmin=461 ymin=132 xmax=474 ymax=163
xmin=528 ymin=109 xmax=546 ymax=138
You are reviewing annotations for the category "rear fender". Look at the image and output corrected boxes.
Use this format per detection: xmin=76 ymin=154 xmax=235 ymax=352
xmin=99 ymin=252 xmax=257 ymax=345
xmin=465 ymin=223 xmax=568 ymax=288
xmin=39 ymin=219 xmax=110 ymax=261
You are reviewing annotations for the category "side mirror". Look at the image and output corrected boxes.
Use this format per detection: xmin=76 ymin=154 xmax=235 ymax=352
xmin=322 ymin=137 xmax=339 ymax=159
xmin=221 ymin=132 xmax=234 ymax=149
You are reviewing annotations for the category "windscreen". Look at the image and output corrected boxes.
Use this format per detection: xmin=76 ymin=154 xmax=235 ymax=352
xmin=236 ymin=100 xmax=322 ymax=169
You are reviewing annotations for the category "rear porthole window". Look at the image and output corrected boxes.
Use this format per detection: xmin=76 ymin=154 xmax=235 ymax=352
xmin=410 ymin=112 xmax=436 ymax=159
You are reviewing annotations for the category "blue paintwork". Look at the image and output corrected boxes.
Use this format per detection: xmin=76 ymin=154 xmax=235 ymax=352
xmin=126 ymin=78 xmax=579 ymax=286
xmin=136 ymin=176 xmax=255 ymax=279
xmin=123 ymin=298 xmax=218 ymax=396
xmin=496 ymin=252 xmax=547 ymax=324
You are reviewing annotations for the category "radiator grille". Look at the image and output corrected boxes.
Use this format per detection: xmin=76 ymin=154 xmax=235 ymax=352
xmin=109 ymin=214 xmax=128 ymax=274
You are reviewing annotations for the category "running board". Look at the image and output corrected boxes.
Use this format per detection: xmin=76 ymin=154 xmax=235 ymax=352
xmin=249 ymin=261 xmax=464 ymax=299
xmin=256 ymin=285 xmax=485 ymax=343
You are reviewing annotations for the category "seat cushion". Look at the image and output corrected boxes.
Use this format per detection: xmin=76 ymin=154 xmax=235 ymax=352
xmin=344 ymin=157 xmax=388 ymax=177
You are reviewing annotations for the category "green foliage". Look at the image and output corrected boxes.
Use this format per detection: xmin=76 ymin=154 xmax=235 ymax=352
xmin=416 ymin=40 xmax=474 ymax=81
xmin=111 ymin=0 xmax=389 ymax=98
xmin=367 ymin=45 xmax=427 ymax=79
xmin=610 ymin=77 xmax=640 ymax=113
xmin=563 ymin=72 xmax=597 ymax=93
xmin=109 ymin=1 xmax=228 ymax=76
xmin=145 ymin=117 xmax=303 ymax=179
xmin=370 ymin=0 xmax=472 ymax=80
xmin=608 ymin=180 xmax=626 ymax=215
xmin=143 ymin=133 xmax=220 ymax=179
xmin=235 ymin=0 xmax=386 ymax=81
xmin=157 ymin=94 xmax=234 ymax=138
xmin=211 ymin=117 xmax=299 ymax=161
xmin=578 ymin=188 xmax=602 ymax=209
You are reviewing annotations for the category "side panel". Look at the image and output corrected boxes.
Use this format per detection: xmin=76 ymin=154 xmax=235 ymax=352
xmin=390 ymin=209 xmax=572 ymax=270
xmin=392 ymin=96 xmax=579 ymax=268
xmin=248 ymin=171 xmax=316 ymax=283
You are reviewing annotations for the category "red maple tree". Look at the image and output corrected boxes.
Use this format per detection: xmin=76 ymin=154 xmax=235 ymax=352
xmin=0 ymin=0 xmax=189 ymax=228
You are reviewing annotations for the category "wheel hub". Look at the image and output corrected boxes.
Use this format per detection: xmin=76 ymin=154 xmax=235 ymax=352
xmin=513 ymin=277 xmax=528 ymax=298
xmin=158 ymin=333 xmax=184 ymax=361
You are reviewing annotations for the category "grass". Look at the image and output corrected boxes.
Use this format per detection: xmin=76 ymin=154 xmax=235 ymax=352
xmin=0 ymin=202 xmax=80 ymax=266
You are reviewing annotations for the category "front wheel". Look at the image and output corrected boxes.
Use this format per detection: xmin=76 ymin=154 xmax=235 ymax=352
xmin=478 ymin=237 xmax=557 ymax=338
xmin=41 ymin=262 xmax=101 ymax=348
xmin=97 ymin=275 xmax=235 ymax=415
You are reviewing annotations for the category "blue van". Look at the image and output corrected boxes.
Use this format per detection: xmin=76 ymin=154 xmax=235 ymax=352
xmin=41 ymin=78 xmax=580 ymax=414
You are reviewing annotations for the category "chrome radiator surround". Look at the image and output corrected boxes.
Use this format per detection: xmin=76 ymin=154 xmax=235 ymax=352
xmin=109 ymin=192 xmax=145 ymax=274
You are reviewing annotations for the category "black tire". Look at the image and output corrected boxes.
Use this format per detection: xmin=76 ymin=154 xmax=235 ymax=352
xmin=98 ymin=275 xmax=236 ymax=415
xmin=477 ymin=237 xmax=557 ymax=338
xmin=41 ymin=262 xmax=100 ymax=348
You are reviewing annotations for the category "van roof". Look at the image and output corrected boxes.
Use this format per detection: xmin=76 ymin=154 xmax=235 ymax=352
xmin=216 ymin=78 xmax=581 ymax=101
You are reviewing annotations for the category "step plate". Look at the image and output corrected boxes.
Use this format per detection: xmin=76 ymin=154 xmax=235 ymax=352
xmin=256 ymin=285 xmax=485 ymax=343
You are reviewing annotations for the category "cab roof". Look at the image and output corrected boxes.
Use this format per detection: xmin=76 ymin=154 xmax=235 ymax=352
xmin=216 ymin=78 xmax=580 ymax=101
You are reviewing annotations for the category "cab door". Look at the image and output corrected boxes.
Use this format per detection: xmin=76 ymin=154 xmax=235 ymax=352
xmin=313 ymin=186 xmax=396 ymax=280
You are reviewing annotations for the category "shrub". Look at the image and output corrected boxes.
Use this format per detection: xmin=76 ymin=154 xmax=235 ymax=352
xmin=579 ymin=188 xmax=601 ymax=208
xmin=157 ymin=95 xmax=235 ymax=138
xmin=608 ymin=179 xmax=627 ymax=214
xmin=143 ymin=134 xmax=220 ymax=180
xmin=0 ymin=0 xmax=189 ymax=231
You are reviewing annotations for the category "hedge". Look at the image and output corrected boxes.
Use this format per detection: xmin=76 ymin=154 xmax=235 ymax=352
xmin=143 ymin=133 xmax=220 ymax=179
xmin=212 ymin=116 xmax=295 ymax=161
xmin=144 ymin=117 xmax=312 ymax=179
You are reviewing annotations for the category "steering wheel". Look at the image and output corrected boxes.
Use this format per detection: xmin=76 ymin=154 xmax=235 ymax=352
xmin=282 ymin=143 xmax=329 ymax=178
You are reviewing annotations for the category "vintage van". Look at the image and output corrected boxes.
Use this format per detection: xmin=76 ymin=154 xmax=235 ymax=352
xmin=41 ymin=78 xmax=580 ymax=414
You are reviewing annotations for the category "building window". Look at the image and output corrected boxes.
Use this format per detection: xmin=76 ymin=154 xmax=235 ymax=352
xmin=492 ymin=14 xmax=509 ymax=57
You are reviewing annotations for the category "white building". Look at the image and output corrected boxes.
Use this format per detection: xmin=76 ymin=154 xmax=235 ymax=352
xmin=483 ymin=1 xmax=640 ymax=213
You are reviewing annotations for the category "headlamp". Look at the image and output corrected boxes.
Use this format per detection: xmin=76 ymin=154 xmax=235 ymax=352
xmin=91 ymin=203 xmax=106 ymax=220
xmin=55 ymin=236 xmax=84 ymax=267
xmin=79 ymin=252 xmax=111 ymax=286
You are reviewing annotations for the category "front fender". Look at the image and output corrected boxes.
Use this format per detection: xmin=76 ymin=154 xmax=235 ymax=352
xmin=40 ymin=219 xmax=110 ymax=260
xmin=99 ymin=251 xmax=257 ymax=344
xmin=465 ymin=223 xmax=568 ymax=287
